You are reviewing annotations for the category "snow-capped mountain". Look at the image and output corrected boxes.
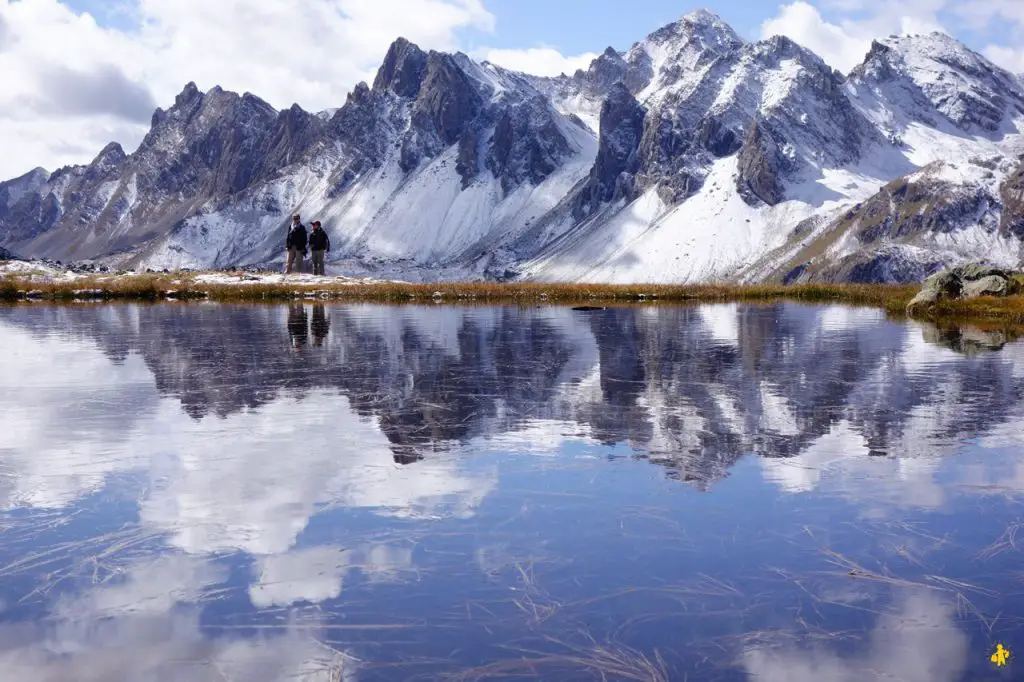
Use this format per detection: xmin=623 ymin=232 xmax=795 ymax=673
xmin=2 ymin=10 xmax=1024 ymax=283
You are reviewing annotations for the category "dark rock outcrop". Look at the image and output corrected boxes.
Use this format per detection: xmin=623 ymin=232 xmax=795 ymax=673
xmin=412 ymin=53 xmax=484 ymax=147
xmin=485 ymin=96 xmax=572 ymax=193
xmin=1000 ymin=155 xmax=1024 ymax=239
xmin=736 ymin=121 xmax=785 ymax=207
xmin=573 ymin=83 xmax=646 ymax=219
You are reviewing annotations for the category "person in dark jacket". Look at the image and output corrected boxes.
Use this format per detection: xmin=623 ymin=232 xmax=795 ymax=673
xmin=285 ymin=214 xmax=308 ymax=274
xmin=308 ymin=220 xmax=330 ymax=276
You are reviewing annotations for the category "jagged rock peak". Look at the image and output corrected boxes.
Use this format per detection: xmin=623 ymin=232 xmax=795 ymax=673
xmin=646 ymin=7 xmax=743 ymax=49
xmin=750 ymin=33 xmax=843 ymax=84
xmin=373 ymin=37 xmax=429 ymax=98
xmin=92 ymin=141 xmax=126 ymax=166
xmin=346 ymin=81 xmax=371 ymax=106
xmin=176 ymin=81 xmax=202 ymax=106
xmin=681 ymin=8 xmax=734 ymax=28
xmin=850 ymin=39 xmax=896 ymax=80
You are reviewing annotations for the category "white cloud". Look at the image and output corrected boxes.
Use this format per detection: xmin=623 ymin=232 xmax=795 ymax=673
xmin=985 ymin=44 xmax=1024 ymax=73
xmin=478 ymin=46 xmax=598 ymax=77
xmin=0 ymin=0 xmax=496 ymax=178
xmin=950 ymin=0 xmax=1024 ymax=30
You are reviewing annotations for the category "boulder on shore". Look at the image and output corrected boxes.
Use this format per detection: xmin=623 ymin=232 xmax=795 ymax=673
xmin=906 ymin=264 xmax=1022 ymax=315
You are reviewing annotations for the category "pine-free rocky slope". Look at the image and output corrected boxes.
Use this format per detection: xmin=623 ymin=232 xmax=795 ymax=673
xmin=2 ymin=9 xmax=1023 ymax=284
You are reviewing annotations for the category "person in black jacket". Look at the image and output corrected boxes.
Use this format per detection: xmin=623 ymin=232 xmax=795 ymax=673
xmin=308 ymin=220 xmax=330 ymax=276
xmin=284 ymin=214 xmax=308 ymax=274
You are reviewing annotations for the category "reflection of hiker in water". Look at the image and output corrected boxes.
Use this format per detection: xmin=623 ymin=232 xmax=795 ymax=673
xmin=311 ymin=304 xmax=330 ymax=346
xmin=287 ymin=304 xmax=308 ymax=348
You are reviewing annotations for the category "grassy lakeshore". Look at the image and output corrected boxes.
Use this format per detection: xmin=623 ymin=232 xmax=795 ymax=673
xmin=2 ymin=268 xmax=1024 ymax=322
xmin=0 ymin=270 xmax=913 ymax=305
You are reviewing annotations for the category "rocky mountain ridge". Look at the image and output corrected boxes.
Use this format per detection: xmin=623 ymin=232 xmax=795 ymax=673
xmin=2 ymin=9 xmax=1023 ymax=283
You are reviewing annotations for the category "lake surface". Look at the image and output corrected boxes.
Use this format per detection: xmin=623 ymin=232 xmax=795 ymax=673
xmin=1 ymin=302 xmax=1023 ymax=681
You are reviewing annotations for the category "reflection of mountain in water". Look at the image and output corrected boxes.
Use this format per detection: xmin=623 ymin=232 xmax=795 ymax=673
xmin=4 ymin=303 xmax=1024 ymax=489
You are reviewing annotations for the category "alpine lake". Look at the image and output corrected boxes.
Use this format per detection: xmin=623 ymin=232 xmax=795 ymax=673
xmin=2 ymin=300 xmax=1024 ymax=681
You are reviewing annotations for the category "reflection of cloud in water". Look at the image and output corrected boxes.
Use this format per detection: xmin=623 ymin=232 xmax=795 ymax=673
xmin=0 ymin=554 xmax=353 ymax=682
xmin=742 ymin=591 xmax=968 ymax=682
xmin=761 ymin=421 xmax=946 ymax=508
xmin=0 ymin=324 xmax=158 ymax=510
xmin=138 ymin=392 xmax=496 ymax=555
xmin=250 ymin=544 xmax=415 ymax=608
xmin=56 ymin=555 xmax=225 ymax=620
xmin=478 ymin=418 xmax=600 ymax=456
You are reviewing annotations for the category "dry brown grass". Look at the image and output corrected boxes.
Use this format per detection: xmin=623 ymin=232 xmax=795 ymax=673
xmin=0 ymin=270 xmax=916 ymax=306
xmin=4 ymin=269 xmax=1024 ymax=324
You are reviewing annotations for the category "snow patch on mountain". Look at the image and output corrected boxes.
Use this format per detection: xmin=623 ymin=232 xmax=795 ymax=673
xmin=526 ymin=156 xmax=818 ymax=283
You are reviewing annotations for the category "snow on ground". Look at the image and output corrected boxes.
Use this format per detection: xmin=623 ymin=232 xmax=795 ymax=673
xmin=0 ymin=258 xmax=393 ymax=288
xmin=189 ymin=271 xmax=390 ymax=286
xmin=355 ymin=146 xmax=502 ymax=261
xmin=527 ymin=156 xmax=818 ymax=284
xmin=0 ymin=259 xmax=84 ymax=281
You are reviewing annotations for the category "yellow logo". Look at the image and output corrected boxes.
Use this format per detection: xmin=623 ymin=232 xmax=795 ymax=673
xmin=992 ymin=644 xmax=1011 ymax=667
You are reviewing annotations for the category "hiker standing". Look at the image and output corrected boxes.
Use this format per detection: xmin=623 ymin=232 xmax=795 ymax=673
xmin=285 ymin=214 xmax=308 ymax=274
xmin=308 ymin=220 xmax=330 ymax=276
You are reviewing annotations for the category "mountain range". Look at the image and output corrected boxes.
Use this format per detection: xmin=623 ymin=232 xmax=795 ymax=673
xmin=2 ymin=9 xmax=1024 ymax=284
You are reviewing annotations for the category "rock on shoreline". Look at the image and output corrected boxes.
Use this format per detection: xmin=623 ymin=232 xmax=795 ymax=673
xmin=906 ymin=263 xmax=1023 ymax=314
